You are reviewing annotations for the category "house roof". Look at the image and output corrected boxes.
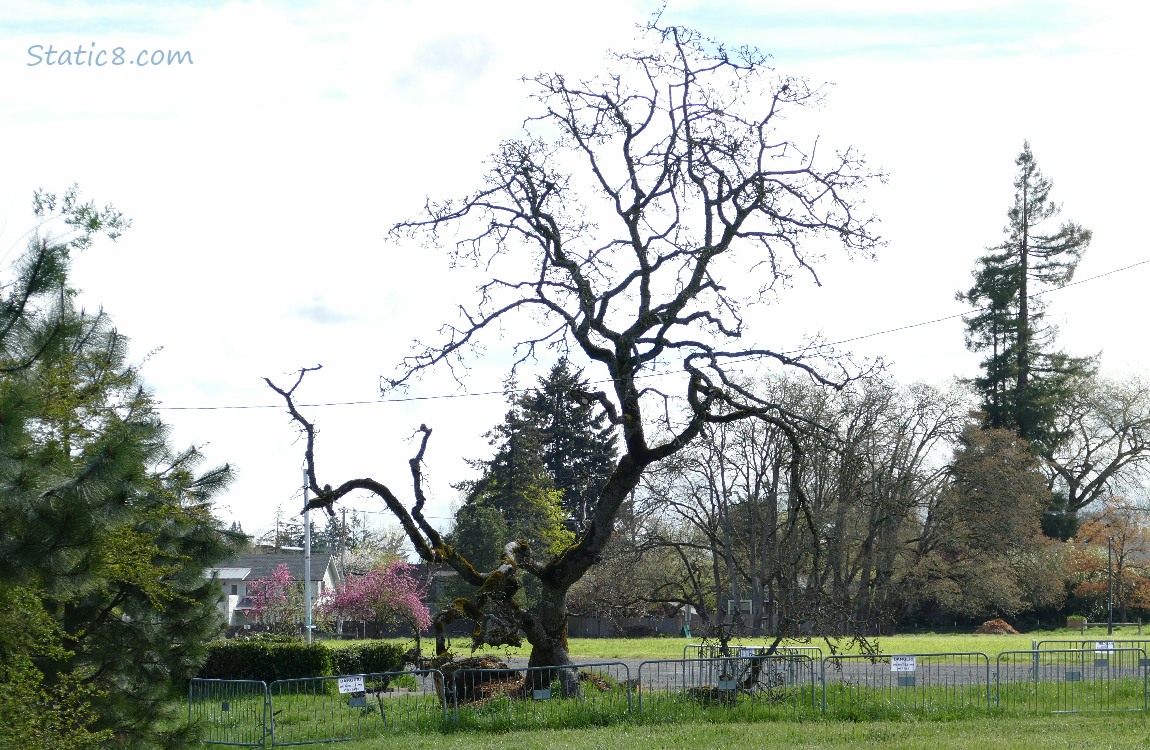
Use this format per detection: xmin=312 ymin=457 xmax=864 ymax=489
xmin=213 ymin=567 xmax=252 ymax=580
xmin=208 ymin=552 xmax=338 ymax=583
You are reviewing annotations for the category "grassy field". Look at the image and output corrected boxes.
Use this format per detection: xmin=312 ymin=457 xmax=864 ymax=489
xmin=329 ymin=713 xmax=1150 ymax=750
xmin=200 ymin=631 xmax=1148 ymax=747
xmin=332 ymin=625 xmax=1150 ymax=662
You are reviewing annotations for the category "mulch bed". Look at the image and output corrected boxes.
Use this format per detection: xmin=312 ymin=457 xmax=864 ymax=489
xmin=974 ymin=618 xmax=1020 ymax=635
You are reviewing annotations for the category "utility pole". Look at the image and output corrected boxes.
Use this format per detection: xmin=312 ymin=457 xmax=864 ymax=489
xmin=1107 ymin=536 xmax=1114 ymax=636
xmin=340 ymin=507 xmax=347 ymax=576
xmin=304 ymin=465 xmax=313 ymax=644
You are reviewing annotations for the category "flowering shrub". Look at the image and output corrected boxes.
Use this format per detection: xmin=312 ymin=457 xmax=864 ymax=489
xmin=317 ymin=560 xmax=432 ymax=634
xmin=246 ymin=563 xmax=303 ymax=633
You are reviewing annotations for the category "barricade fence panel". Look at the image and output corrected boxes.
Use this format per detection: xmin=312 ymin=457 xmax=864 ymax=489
xmin=1035 ymin=639 xmax=1150 ymax=655
xmin=637 ymin=656 xmax=819 ymax=722
xmin=996 ymin=648 xmax=1148 ymax=714
xmin=188 ymin=678 xmax=270 ymax=747
xmin=189 ymin=647 xmax=1150 ymax=744
xmin=448 ymin=661 xmax=631 ymax=731
xmin=267 ymin=670 xmax=447 ymax=746
xmin=821 ymin=653 xmax=991 ymax=719
xmin=683 ymin=643 xmax=823 ymax=662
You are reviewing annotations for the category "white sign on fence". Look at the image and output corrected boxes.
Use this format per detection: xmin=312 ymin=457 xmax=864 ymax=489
xmin=890 ymin=655 xmax=917 ymax=673
xmin=337 ymin=675 xmax=365 ymax=694
xmin=1095 ymin=641 xmax=1115 ymax=654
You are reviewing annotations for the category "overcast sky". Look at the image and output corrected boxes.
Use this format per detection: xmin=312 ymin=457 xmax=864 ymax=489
xmin=2 ymin=1 xmax=1146 ymax=541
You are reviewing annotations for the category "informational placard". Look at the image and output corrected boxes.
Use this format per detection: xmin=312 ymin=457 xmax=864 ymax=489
xmin=890 ymin=655 xmax=917 ymax=673
xmin=338 ymin=675 xmax=365 ymax=694
xmin=1095 ymin=641 xmax=1115 ymax=653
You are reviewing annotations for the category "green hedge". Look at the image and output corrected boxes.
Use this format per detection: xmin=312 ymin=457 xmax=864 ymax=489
xmin=198 ymin=638 xmax=333 ymax=683
xmin=330 ymin=642 xmax=405 ymax=676
xmin=199 ymin=638 xmax=405 ymax=682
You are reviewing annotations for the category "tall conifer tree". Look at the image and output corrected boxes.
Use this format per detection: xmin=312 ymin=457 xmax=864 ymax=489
xmin=452 ymin=359 xmax=619 ymax=565
xmin=519 ymin=358 xmax=618 ymax=530
xmin=959 ymin=142 xmax=1094 ymax=452
xmin=456 ymin=376 xmax=571 ymax=558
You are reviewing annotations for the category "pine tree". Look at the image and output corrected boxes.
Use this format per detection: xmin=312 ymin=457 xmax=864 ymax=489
xmin=0 ymin=188 xmax=239 ymax=749
xmin=959 ymin=141 xmax=1094 ymax=451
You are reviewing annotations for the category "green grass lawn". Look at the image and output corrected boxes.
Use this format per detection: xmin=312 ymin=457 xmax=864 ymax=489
xmin=205 ymin=631 xmax=1147 ymax=747
xmin=332 ymin=625 xmax=1149 ymax=662
xmin=329 ymin=713 xmax=1150 ymax=750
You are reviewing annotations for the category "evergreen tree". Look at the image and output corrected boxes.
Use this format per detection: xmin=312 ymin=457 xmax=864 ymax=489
xmin=441 ymin=502 xmax=511 ymax=605
xmin=519 ymin=357 xmax=618 ymax=530
xmin=453 ymin=359 xmax=618 ymax=562
xmin=447 ymin=503 xmax=512 ymax=573
xmin=959 ymin=141 xmax=1094 ymax=451
xmin=456 ymin=377 xmax=572 ymax=558
xmin=258 ymin=504 xmax=309 ymax=550
xmin=0 ymin=188 xmax=239 ymax=749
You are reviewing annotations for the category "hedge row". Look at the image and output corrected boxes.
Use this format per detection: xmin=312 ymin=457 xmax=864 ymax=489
xmin=330 ymin=641 xmax=407 ymax=676
xmin=198 ymin=637 xmax=405 ymax=683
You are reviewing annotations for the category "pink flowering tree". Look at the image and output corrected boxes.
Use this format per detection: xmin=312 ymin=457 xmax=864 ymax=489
xmin=317 ymin=561 xmax=431 ymax=648
xmin=246 ymin=563 xmax=303 ymax=634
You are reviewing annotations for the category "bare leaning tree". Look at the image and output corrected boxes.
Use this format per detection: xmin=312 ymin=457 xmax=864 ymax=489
xmin=267 ymin=24 xmax=883 ymax=672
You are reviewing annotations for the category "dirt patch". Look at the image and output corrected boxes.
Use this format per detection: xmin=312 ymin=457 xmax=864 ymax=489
xmin=435 ymin=655 xmax=523 ymax=704
xmin=974 ymin=618 xmax=1019 ymax=635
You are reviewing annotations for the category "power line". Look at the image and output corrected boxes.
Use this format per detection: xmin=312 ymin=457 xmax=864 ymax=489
xmin=155 ymin=257 xmax=1150 ymax=412
xmin=159 ymin=387 xmax=508 ymax=411
xmin=814 ymin=258 xmax=1150 ymax=349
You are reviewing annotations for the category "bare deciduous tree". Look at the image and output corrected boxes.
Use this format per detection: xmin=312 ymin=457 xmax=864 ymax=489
xmin=1043 ymin=374 xmax=1150 ymax=536
xmin=647 ymin=377 xmax=968 ymax=637
xmin=268 ymin=24 xmax=882 ymax=671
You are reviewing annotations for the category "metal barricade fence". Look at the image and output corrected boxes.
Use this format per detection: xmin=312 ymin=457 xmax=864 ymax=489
xmin=681 ymin=650 xmax=816 ymax=691
xmin=821 ymin=653 xmax=991 ymax=718
xmin=189 ymin=679 xmax=270 ymax=747
xmin=996 ymin=648 xmax=1148 ymax=713
xmin=779 ymin=645 xmax=824 ymax=661
xmin=637 ymin=656 xmax=818 ymax=721
xmin=683 ymin=643 xmax=823 ymax=662
xmin=191 ymin=647 xmax=1150 ymax=742
xmin=449 ymin=661 xmax=631 ymax=731
xmin=266 ymin=670 xmax=447 ymax=746
xmin=1035 ymin=638 xmax=1150 ymax=654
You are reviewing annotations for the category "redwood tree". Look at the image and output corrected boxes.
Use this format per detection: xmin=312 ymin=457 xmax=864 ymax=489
xmin=958 ymin=141 xmax=1094 ymax=452
xmin=268 ymin=24 xmax=881 ymax=672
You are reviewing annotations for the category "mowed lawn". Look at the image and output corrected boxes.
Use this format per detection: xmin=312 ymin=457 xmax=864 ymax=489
xmin=335 ymin=714 xmax=1150 ymax=750
xmin=568 ymin=628 xmax=1150 ymax=660
xmin=317 ymin=630 xmax=1150 ymax=749
xmin=376 ymin=625 xmax=1150 ymax=662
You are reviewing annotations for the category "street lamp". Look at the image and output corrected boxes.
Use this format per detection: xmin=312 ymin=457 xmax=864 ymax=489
xmin=1107 ymin=536 xmax=1114 ymax=636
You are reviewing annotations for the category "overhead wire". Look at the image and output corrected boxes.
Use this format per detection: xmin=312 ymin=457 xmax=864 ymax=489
xmin=155 ymin=256 xmax=1150 ymax=409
